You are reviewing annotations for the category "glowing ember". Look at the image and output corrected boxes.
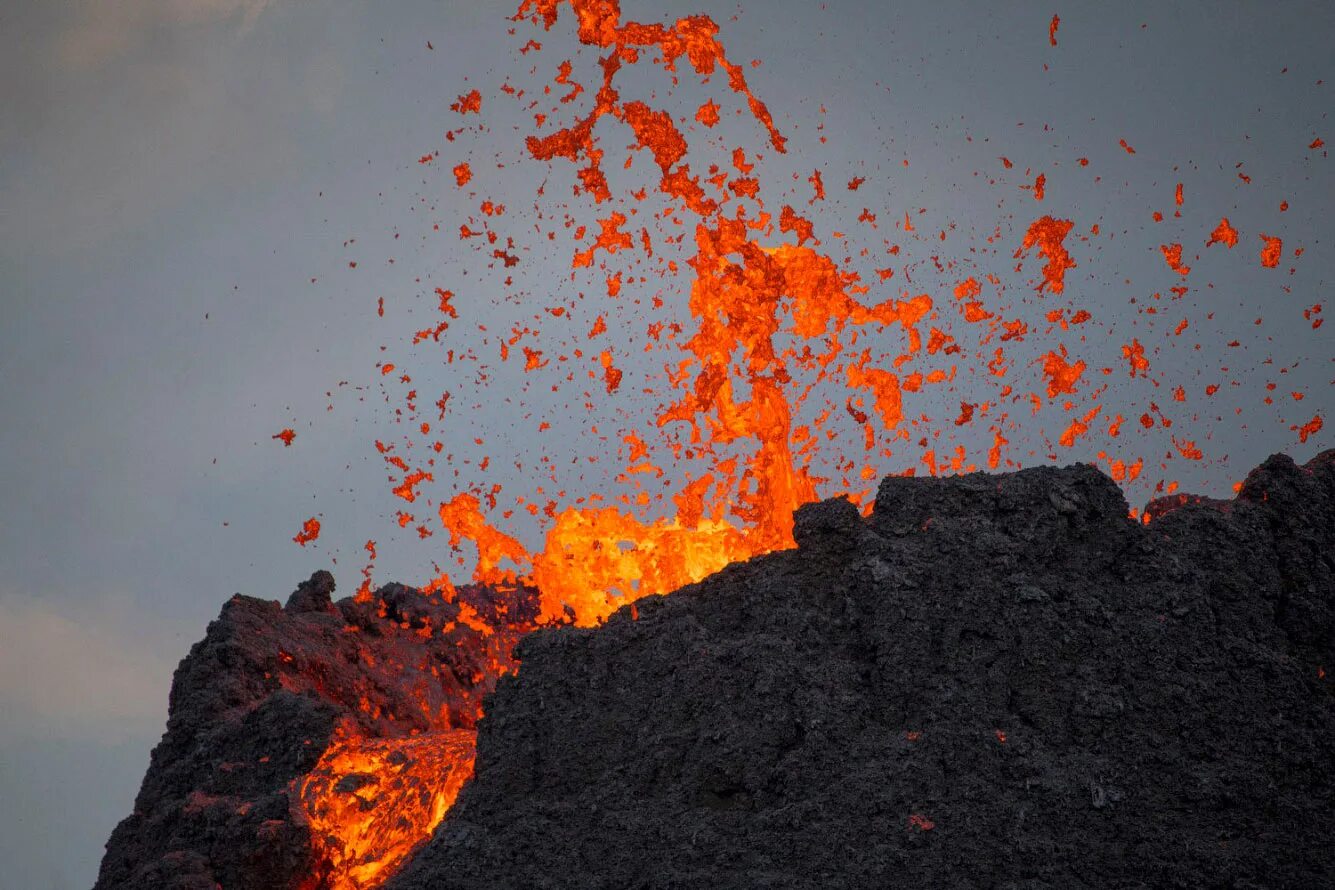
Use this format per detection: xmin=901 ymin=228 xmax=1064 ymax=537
xmin=1160 ymin=243 xmax=1191 ymax=276
xmin=450 ymin=89 xmax=482 ymax=115
xmin=1294 ymin=415 xmax=1324 ymax=443
xmin=1259 ymin=233 xmax=1283 ymax=268
xmin=293 ymin=517 xmax=321 ymax=546
xmin=1041 ymin=350 xmax=1086 ymax=398
xmin=1016 ymin=216 xmax=1076 ymax=294
xmin=1207 ymin=217 xmax=1239 ymax=248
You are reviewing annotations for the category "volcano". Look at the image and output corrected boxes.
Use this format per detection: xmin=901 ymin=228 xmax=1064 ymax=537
xmin=97 ymin=450 xmax=1334 ymax=889
xmin=92 ymin=1 xmax=1330 ymax=887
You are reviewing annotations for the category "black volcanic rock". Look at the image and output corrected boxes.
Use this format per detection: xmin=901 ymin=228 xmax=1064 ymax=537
xmin=94 ymin=575 xmax=539 ymax=890
xmin=389 ymin=451 xmax=1335 ymax=890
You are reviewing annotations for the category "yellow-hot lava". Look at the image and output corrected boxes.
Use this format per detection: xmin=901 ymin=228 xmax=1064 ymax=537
xmin=297 ymin=729 xmax=476 ymax=890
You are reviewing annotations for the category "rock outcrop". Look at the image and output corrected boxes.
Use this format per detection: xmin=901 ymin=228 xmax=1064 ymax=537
xmin=390 ymin=451 xmax=1334 ymax=889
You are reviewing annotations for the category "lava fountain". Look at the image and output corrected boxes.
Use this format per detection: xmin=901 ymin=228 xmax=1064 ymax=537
xmin=266 ymin=2 xmax=1326 ymax=887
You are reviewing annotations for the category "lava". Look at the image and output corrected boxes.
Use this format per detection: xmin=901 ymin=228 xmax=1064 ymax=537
xmin=1260 ymin=233 xmax=1284 ymax=268
xmin=298 ymin=730 xmax=476 ymax=890
xmin=279 ymin=1 xmax=1326 ymax=887
xmin=277 ymin=578 xmax=540 ymax=890
xmin=293 ymin=517 xmax=322 ymax=546
xmin=1015 ymin=215 xmax=1076 ymax=294
xmin=1207 ymin=216 xmax=1239 ymax=248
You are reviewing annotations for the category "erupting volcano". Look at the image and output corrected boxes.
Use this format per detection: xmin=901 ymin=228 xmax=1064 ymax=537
xmin=96 ymin=2 xmax=1328 ymax=888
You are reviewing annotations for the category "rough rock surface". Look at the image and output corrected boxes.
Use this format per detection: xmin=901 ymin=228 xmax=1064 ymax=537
xmin=390 ymin=451 xmax=1335 ymax=890
xmin=94 ymin=574 xmax=539 ymax=890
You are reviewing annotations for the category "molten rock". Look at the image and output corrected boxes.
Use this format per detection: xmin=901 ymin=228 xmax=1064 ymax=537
xmin=390 ymin=451 xmax=1334 ymax=889
xmin=94 ymin=574 xmax=539 ymax=890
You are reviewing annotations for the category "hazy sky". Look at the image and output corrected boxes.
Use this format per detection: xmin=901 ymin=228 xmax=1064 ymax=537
xmin=1 ymin=1 xmax=1330 ymax=887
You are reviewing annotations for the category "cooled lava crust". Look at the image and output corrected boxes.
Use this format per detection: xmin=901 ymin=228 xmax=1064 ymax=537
xmin=392 ymin=451 xmax=1334 ymax=889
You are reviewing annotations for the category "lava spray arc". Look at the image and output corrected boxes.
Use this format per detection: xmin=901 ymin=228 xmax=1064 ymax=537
xmin=284 ymin=2 xmax=1326 ymax=887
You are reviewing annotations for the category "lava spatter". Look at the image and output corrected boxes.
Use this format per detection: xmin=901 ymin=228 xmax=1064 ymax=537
xmin=1259 ymin=233 xmax=1283 ymax=268
xmin=294 ymin=517 xmax=322 ymax=546
xmin=1016 ymin=216 xmax=1076 ymax=294
xmin=281 ymin=2 xmax=1328 ymax=886
xmin=1207 ymin=217 xmax=1239 ymax=248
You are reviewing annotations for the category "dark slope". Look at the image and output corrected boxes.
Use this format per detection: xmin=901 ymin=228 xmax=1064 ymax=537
xmin=390 ymin=451 xmax=1335 ymax=890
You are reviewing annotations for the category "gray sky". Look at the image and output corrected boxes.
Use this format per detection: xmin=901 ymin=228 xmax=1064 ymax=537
xmin=1 ymin=1 xmax=1330 ymax=887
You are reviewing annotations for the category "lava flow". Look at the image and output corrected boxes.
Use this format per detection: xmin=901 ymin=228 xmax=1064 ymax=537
xmin=277 ymin=2 xmax=1326 ymax=887
xmin=297 ymin=730 xmax=475 ymax=889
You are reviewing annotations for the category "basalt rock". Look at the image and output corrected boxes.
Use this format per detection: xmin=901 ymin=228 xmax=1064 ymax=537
xmin=94 ymin=574 xmax=539 ymax=890
xmin=389 ymin=451 xmax=1335 ymax=890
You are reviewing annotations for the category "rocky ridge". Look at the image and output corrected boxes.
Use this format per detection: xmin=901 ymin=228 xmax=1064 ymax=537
xmin=390 ymin=451 xmax=1334 ymax=889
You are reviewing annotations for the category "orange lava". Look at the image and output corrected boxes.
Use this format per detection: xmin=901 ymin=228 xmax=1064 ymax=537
xmin=284 ymin=1 xmax=1329 ymax=886
xmin=1294 ymin=414 xmax=1324 ymax=443
xmin=1207 ymin=217 xmax=1239 ymax=248
xmin=1259 ymin=233 xmax=1283 ymax=268
xmin=437 ymin=493 xmax=529 ymax=587
xmin=451 ymin=89 xmax=482 ymax=114
xmin=1016 ymin=216 xmax=1076 ymax=294
xmin=1160 ymin=243 xmax=1191 ymax=276
xmin=1041 ymin=350 xmax=1086 ymax=398
xmin=1122 ymin=339 xmax=1150 ymax=378
xmin=293 ymin=517 xmax=321 ymax=546
xmin=298 ymin=729 xmax=476 ymax=890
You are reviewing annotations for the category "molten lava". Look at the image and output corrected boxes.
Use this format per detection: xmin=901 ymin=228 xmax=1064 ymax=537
xmin=279 ymin=2 xmax=1326 ymax=887
xmin=298 ymin=730 xmax=475 ymax=890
